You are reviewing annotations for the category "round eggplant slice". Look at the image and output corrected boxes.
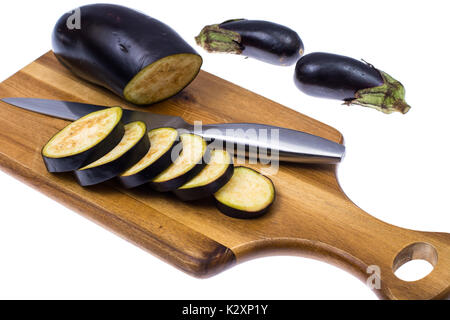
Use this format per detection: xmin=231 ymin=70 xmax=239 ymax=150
xmin=53 ymin=4 xmax=203 ymax=105
xmin=75 ymin=121 xmax=150 ymax=187
xmin=119 ymin=128 xmax=180 ymax=189
xmin=174 ymin=150 xmax=234 ymax=201
xmin=195 ymin=19 xmax=303 ymax=66
xmin=214 ymin=167 xmax=275 ymax=219
xmin=42 ymin=107 xmax=124 ymax=173
xmin=149 ymin=134 xmax=209 ymax=192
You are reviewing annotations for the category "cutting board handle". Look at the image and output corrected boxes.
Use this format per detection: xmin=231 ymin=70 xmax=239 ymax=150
xmin=233 ymin=193 xmax=450 ymax=300
xmin=371 ymin=229 xmax=450 ymax=300
xmin=304 ymin=214 xmax=450 ymax=300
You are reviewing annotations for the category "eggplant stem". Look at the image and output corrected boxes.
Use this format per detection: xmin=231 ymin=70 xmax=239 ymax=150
xmin=195 ymin=24 xmax=243 ymax=54
xmin=350 ymin=70 xmax=411 ymax=114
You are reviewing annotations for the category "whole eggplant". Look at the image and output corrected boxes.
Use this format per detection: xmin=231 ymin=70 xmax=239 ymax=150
xmin=294 ymin=52 xmax=411 ymax=114
xmin=52 ymin=4 xmax=202 ymax=105
xmin=196 ymin=19 xmax=304 ymax=66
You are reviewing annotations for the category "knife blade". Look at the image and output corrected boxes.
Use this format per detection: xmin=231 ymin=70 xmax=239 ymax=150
xmin=1 ymin=98 xmax=345 ymax=164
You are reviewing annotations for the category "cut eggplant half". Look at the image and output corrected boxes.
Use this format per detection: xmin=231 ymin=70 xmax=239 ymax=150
xmin=53 ymin=4 xmax=203 ymax=105
xmin=75 ymin=121 xmax=150 ymax=187
xmin=174 ymin=149 xmax=234 ymax=201
xmin=119 ymin=128 xmax=180 ymax=189
xmin=149 ymin=134 xmax=209 ymax=192
xmin=214 ymin=167 xmax=275 ymax=219
xmin=42 ymin=107 xmax=124 ymax=173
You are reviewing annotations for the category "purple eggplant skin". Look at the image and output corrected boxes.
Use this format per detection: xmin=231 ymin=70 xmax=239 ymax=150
xmin=294 ymin=52 xmax=411 ymax=114
xmin=149 ymin=148 xmax=212 ymax=193
xmin=149 ymin=161 xmax=207 ymax=193
xmin=215 ymin=199 xmax=274 ymax=220
xmin=118 ymin=136 xmax=181 ymax=189
xmin=173 ymin=163 xmax=234 ymax=202
xmin=52 ymin=4 xmax=202 ymax=105
xmin=74 ymin=126 xmax=150 ymax=187
xmin=295 ymin=52 xmax=383 ymax=100
xmin=196 ymin=19 xmax=304 ymax=66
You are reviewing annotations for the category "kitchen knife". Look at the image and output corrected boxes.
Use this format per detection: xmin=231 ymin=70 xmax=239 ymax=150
xmin=1 ymin=98 xmax=345 ymax=164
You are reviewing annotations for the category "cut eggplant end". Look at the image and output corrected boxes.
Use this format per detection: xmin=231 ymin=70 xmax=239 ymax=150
xmin=150 ymin=134 xmax=208 ymax=192
xmin=42 ymin=107 xmax=124 ymax=172
xmin=123 ymin=53 xmax=203 ymax=105
xmin=214 ymin=167 xmax=275 ymax=219
xmin=75 ymin=121 xmax=149 ymax=186
xmin=118 ymin=128 xmax=179 ymax=189
xmin=174 ymin=150 xmax=234 ymax=201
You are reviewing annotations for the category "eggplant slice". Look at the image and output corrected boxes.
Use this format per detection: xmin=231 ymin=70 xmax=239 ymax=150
xmin=174 ymin=149 xmax=234 ymax=201
xmin=119 ymin=128 xmax=180 ymax=189
xmin=42 ymin=107 xmax=124 ymax=173
xmin=75 ymin=121 xmax=150 ymax=187
xmin=214 ymin=167 xmax=275 ymax=219
xmin=149 ymin=134 xmax=209 ymax=192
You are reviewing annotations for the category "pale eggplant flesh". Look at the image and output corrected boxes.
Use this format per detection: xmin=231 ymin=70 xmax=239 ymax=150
xmin=75 ymin=121 xmax=150 ymax=186
xmin=174 ymin=149 xmax=234 ymax=201
xmin=214 ymin=167 xmax=275 ymax=219
xmin=119 ymin=127 xmax=180 ymax=189
xmin=42 ymin=107 xmax=124 ymax=173
xmin=149 ymin=134 xmax=210 ymax=192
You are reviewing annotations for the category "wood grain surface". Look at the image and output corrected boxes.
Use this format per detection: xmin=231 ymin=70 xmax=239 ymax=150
xmin=0 ymin=52 xmax=448 ymax=300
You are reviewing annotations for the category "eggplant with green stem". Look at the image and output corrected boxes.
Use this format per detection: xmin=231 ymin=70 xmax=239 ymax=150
xmin=196 ymin=19 xmax=304 ymax=66
xmin=294 ymin=52 xmax=411 ymax=114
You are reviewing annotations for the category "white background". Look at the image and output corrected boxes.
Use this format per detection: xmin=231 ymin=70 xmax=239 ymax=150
xmin=0 ymin=0 xmax=448 ymax=300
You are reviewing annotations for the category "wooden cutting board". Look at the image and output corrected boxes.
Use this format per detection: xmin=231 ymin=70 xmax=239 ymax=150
xmin=0 ymin=52 xmax=448 ymax=300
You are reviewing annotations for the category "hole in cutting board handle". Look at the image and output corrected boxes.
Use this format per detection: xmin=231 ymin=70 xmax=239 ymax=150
xmin=392 ymin=242 xmax=438 ymax=282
